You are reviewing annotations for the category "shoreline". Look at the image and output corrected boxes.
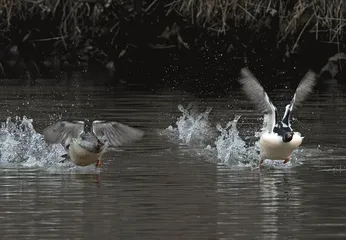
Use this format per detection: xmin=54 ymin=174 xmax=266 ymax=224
xmin=0 ymin=0 xmax=344 ymax=91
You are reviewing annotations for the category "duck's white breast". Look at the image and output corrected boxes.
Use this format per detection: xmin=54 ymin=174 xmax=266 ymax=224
xmin=69 ymin=141 xmax=101 ymax=166
xmin=259 ymin=132 xmax=303 ymax=160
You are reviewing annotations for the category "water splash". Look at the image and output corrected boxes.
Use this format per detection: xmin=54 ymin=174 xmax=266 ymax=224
xmin=214 ymin=115 xmax=259 ymax=166
xmin=212 ymin=115 xmax=312 ymax=168
xmin=164 ymin=103 xmax=317 ymax=169
xmin=0 ymin=116 xmax=99 ymax=173
xmin=166 ymin=103 xmax=215 ymax=146
xmin=164 ymin=104 xmax=258 ymax=166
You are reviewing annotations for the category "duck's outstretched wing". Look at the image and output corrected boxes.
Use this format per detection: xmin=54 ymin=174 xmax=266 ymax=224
xmin=291 ymin=70 xmax=317 ymax=109
xmin=43 ymin=121 xmax=84 ymax=144
xmin=281 ymin=70 xmax=317 ymax=128
xmin=238 ymin=68 xmax=277 ymax=133
xmin=92 ymin=121 xmax=144 ymax=147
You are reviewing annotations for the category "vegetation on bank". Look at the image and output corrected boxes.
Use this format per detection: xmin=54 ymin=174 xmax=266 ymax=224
xmin=170 ymin=0 xmax=346 ymax=41
xmin=0 ymin=0 xmax=345 ymax=82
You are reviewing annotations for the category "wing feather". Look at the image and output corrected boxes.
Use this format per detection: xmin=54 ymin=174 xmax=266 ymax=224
xmin=291 ymin=70 xmax=317 ymax=110
xmin=238 ymin=68 xmax=277 ymax=133
xmin=281 ymin=70 xmax=317 ymax=129
xmin=42 ymin=121 xmax=84 ymax=144
xmin=92 ymin=121 xmax=144 ymax=147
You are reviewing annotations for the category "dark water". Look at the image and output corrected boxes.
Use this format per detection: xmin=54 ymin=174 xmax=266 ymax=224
xmin=0 ymin=76 xmax=346 ymax=239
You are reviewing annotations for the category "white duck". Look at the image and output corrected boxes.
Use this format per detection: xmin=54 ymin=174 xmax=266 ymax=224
xmin=238 ymin=68 xmax=317 ymax=168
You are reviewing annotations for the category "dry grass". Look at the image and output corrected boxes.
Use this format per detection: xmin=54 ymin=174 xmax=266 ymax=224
xmin=167 ymin=0 xmax=346 ymax=50
xmin=0 ymin=0 xmax=119 ymax=46
xmin=0 ymin=0 xmax=344 ymax=54
xmin=0 ymin=0 xmax=61 ymax=28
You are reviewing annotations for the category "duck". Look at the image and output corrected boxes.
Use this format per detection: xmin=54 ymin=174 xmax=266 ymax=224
xmin=238 ymin=68 xmax=317 ymax=168
xmin=42 ymin=120 xmax=144 ymax=167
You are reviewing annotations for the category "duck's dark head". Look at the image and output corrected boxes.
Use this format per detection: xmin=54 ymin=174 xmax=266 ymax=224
xmin=78 ymin=132 xmax=106 ymax=153
xmin=282 ymin=131 xmax=294 ymax=142
xmin=95 ymin=139 xmax=105 ymax=150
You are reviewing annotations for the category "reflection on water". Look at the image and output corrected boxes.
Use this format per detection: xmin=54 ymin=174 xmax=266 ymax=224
xmin=0 ymin=76 xmax=346 ymax=239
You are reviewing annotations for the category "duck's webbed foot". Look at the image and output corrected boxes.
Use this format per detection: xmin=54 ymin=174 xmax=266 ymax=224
xmin=59 ymin=154 xmax=69 ymax=163
xmin=258 ymin=156 xmax=264 ymax=169
xmin=95 ymin=159 xmax=102 ymax=167
xmin=253 ymin=156 xmax=264 ymax=171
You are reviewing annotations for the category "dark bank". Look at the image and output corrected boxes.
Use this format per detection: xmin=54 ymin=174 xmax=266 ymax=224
xmin=0 ymin=0 xmax=345 ymax=96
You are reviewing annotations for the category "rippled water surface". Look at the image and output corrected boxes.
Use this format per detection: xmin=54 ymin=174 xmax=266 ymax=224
xmin=0 ymin=77 xmax=346 ymax=239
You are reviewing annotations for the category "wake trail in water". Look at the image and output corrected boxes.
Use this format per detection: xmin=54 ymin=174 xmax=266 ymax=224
xmin=163 ymin=103 xmax=321 ymax=169
xmin=0 ymin=116 xmax=100 ymax=174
